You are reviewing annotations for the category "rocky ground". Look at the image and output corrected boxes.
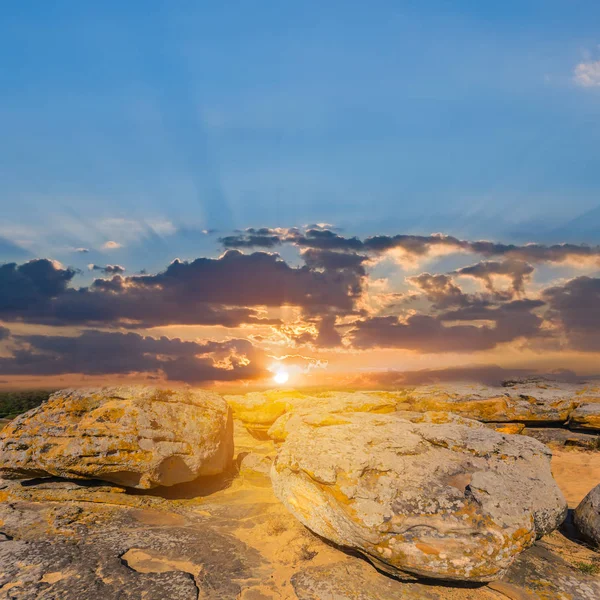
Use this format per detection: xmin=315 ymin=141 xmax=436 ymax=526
xmin=0 ymin=382 xmax=599 ymax=599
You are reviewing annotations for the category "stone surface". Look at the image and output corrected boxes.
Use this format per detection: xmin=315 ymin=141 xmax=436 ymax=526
xmin=225 ymin=390 xmax=308 ymax=438
xmin=485 ymin=423 xmax=526 ymax=435
xmin=0 ymin=453 xmax=597 ymax=600
xmin=0 ymin=386 xmax=233 ymax=489
xmin=574 ymin=483 xmax=600 ymax=547
xmin=266 ymin=392 xmax=400 ymax=442
xmin=0 ymin=501 xmax=260 ymax=599
xmin=271 ymin=411 xmax=567 ymax=582
xmin=404 ymin=382 xmax=577 ymax=424
xmin=569 ymin=402 xmax=600 ymax=432
xmin=523 ymin=427 xmax=600 ymax=450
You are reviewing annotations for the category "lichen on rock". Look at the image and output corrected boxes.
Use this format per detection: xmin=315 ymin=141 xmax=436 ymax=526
xmin=0 ymin=386 xmax=234 ymax=489
xmin=270 ymin=411 xmax=567 ymax=582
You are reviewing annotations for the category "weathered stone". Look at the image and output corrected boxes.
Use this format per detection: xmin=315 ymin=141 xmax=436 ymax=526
xmin=523 ymin=427 xmax=600 ymax=450
xmin=271 ymin=411 xmax=567 ymax=582
xmin=404 ymin=382 xmax=576 ymax=424
xmin=0 ymin=502 xmax=260 ymax=600
xmin=500 ymin=540 xmax=600 ymax=599
xmin=569 ymin=402 xmax=600 ymax=432
xmin=266 ymin=392 xmax=400 ymax=442
xmin=485 ymin=423 xmax=526 ymax=435
xmin=574 ymin=483 xmax=600 ymax=547
xmin=225 ymin=390 xmax=307 ymax=438
xmin=0 ymin=386 xmax=233 ymax=489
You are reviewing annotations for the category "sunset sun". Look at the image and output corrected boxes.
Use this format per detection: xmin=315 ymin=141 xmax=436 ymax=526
xmin=273 ymin=370 xmax=289 ymax=385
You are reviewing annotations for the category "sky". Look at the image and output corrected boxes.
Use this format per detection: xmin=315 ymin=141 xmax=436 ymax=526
xmin=1 ymin=1 xmax=600 ymax=389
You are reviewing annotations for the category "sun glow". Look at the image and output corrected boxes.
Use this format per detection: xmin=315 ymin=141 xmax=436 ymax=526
xmin=273 ymin=370 xmax=289 ymax=385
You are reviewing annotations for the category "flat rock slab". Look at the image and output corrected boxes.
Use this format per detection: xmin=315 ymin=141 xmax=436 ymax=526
xmin=404 ymin=382 xmax=578 ymax=424
xmin=523 ymin=427 xmax=600 ymax=449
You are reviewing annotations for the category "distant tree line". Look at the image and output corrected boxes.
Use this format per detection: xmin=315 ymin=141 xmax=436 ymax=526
xmin=0 ymin=390 xmax=55 ymax=420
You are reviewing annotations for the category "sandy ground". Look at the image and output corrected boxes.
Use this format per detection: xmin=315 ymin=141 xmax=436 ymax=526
xmin=552 ymin=448 xmax=600 ymax=507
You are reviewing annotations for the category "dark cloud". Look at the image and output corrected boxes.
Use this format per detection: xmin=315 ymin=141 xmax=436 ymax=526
xmin=219 ymin=228 xmax=283 ymax=249
xmin=452 ymin=259 xmax=534 ymax=295
xmin=0 ymin=330 xmax=266 ymax=383
xmin=89 ymin=264 xmax=126 ymax=275
xmin=301 ymin=249 xmax=368 ymax=272
xmin=315 ymin=315 xmax=343 ymax=348
xmin=349 ymin=299 xmax=544 ymax=353
xmin=542 ymin=276 xmax=600 ymax=351
xmin=407 ymin=273 xmax=472 ymax=309
xmin=468 ymin=241 xmax=600 ymax=265
xmin=0 ymin=260 xmax=77 ymax=313
xmin=219 ymin=226 xmax=600 ymax=269
xmin=0 ymin=326 xmax=10 ymax=341
xmin=291 ymin=229 xmax=364 ymax=252
xmin=0 ymin=251 xmax=362 ymax=328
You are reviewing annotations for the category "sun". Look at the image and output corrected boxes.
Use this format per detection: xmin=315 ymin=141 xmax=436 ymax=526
xmin=273 ymin=370 xmax=289 ymax=385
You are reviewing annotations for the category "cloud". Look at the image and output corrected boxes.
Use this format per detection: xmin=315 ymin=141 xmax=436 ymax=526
xmin=574 ymin=60 xmax=600 ymax=87
xmin=0 ymin=330 xmax=266 ymax=383
xmin=102 ymin=240 xmax=122 ymax=250
xmin=542 ymin=276 xmax=600 ymax=351
xmin=301 ymin=249 xmax=368 ymax=273
xmin=407 ymin=273 xmax=472 ymax=309
xmin=0 ymin=260 xmax=77 ymax=313
xmin=452 ymin=259 xmax=534 ymax=295
xmin=0 ymin=326 xmax=10 ymax=341
xmin=74 ymin=248 xmax=90 ymax=253
xmin=88 ymin=264 xmax=126 ymax=275
xmin=221 ymin=227 xmax=600 ymax=268
xmin=349 ymin=299 xmax=544 ymax=353
xmin=220 ymin=228 xmax=283 ymax=249
xmin=0 ymin=251 xmax=362 ymax=328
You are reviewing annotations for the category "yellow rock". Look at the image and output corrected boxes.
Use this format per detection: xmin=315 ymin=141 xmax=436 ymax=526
xmin=405 ymin=383 xmax=576 ymax=424
xmin=0 ymin=386 xmax=233 ymax=489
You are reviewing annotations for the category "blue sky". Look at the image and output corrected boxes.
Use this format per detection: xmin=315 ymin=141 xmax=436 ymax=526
xmin=2 ymin=1 xmax=600 ymax=274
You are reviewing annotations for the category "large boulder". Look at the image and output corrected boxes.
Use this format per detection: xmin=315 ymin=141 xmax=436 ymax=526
xmin=271 ymin=411 xmax=567 ymax=582
xmin=0 ymin=386 xmax=233 ymax=489
xmin=569 ymin=402 xmax=600 ymax=432
xmin=267 ymin=391 xmax=399 ymax=442
xmin=404 ymin=382 xmax=576 ymax=424
xmin=574 ymin=484 xmax=600 ymax=547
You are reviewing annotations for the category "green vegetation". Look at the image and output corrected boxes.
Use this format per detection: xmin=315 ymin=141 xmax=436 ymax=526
xmin=0 ymin=390 xmax=55 ymax=420
xmin=573 ymin=561 xmax=600 ymax=575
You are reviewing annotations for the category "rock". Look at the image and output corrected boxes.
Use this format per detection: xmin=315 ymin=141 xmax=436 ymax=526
xmin=0 ymin=386 xmax=233 ymax=489
xmin=0 ymin=503 xmax=261 ymax=600
xmin=266 ymin=392 xmax=399 ymax=442
xmin=271 ymin=411 xmax=567 ymax=582
xmin=404 ymin=382 xmax=576 ymax=424
xmin=269 ymin=409 xmax=484 ymax=443
xmin=574 ymin=483 xmax=600 ymax=547
xmin=523 ymin=427 xmax=600 ymax=450
xmin=500 ymin=540 xmax=600 ymax=599
xmin=225 ymin=390 xmax=307 ymax=439
xmin=238 ymin=451 xmax=274 ymax=477
xmin=569 ymin=402 xmax=600 ymax=432
xmin=485 ymin=423 xmax=526 ymax=435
